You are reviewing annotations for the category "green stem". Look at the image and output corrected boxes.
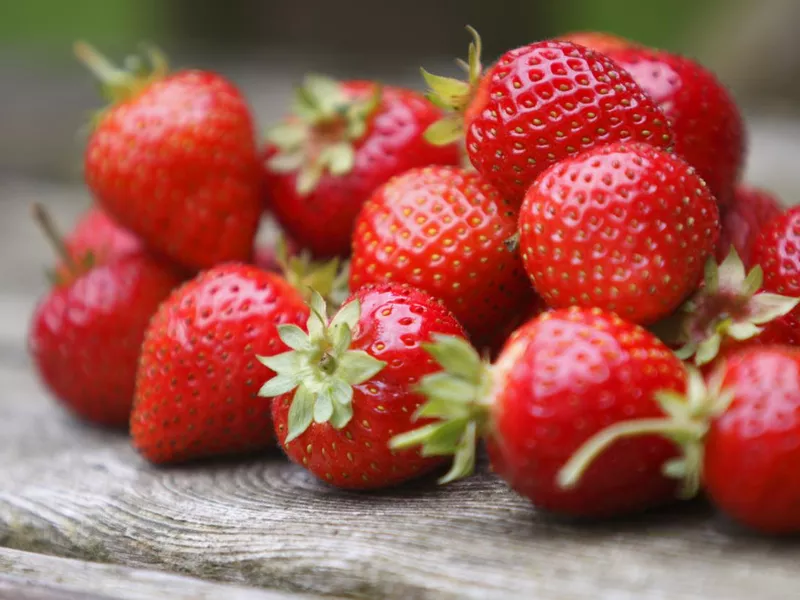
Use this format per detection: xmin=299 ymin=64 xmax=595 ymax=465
xmin=73 ymin=41 xmax=128 ymax=87
xmin=31 ymin=203 xmax=78 ymax=275
xmin=556 ymin=417 xmax=705 ymax=490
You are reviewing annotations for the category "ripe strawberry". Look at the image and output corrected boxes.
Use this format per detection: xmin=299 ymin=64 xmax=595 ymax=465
xmin=259 ymin=282 xmax=467 ymax=489
xmin=560 ymin=345 xmax=800 ymax=534
xmin=671 ymin=247 xmax=798 ymax=367
xmin=423 ymin=28 xmax=673 ymax=202
xmin=349 ymin=165 xmax=535 ymax=351
xmin=558 ymin=31 xmax=637 ymax=54
xmin=262 ymin=76 xmax=461 ymax=258
xmin=77 ymin=42 xmax=263 ymax=271
xmin=130 ymin=264 xmax=309 ymax=464
xmin=60 ymin=205 xmax=141 ymax=268
xmin=717 ymin=185 xmax=783 ymax=267
xmin=603 ymin=47 xmax=746 ymax=207
xmin=703 ymin=346 xmax=800 ymax=533
xmin=29 ymin=206 xmax=182 ymax=427
xmin=392 ymin=307 xmax=687 ymax=517
xmin=518 ymin=142 xmax=720 ymax=325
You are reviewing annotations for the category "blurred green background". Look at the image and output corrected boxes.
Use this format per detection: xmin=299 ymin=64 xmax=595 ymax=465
xmin=1 ymin=0 xmax=799 ymax=183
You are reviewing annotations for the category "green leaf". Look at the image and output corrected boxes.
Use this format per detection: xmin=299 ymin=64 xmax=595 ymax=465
xmin=285 ymin=384 xmax=315 ymax=442
xmin=329 ymin=399 xmax=353 ymax=429
xmin=421 ymin=69 xmax=470 ymax=109
xmin=748 ymin=293 xmax=800 ymax=324
xmin=267 ymin=151 xmax=304 ymax=173
xmin=330 ymin=299 xmax=361 ymax=334
xmin=703 ymin=255 xmax=719 ymax=294
xmin=309 ymin=291 xmax=327 ymax=323
xmin=717 ymin=246 xmax=746 ymax=293
xmin=465 ymin=25 xmax=483 ymax=84
xmin=742 ymin=265 xmax=764 ymax=298
xmin=330 ymin=378 xmax=353 ymax=406
xmin=439 ymin=421 xmax=478 ymax=484
xmin=416 ymin=372 xmax=476 ymax=407
xmin=674 ymin=342 xmax=697 ymax=360
xmin=296 ymin=162 xmax=324 ymax=196
xmin=653 ymin=390 xmax=688 ymax=420
xmin=277 ymin=324 xmax=310 ymax=352
xmin=321 ymin=142 xmax=355 ymax=176
xmin=332 ymin=321 xmax=352 ymax=357
xmin=313 ymin=386 xmax=334 ymax=423
xmin=662 ymin=457 xmax=687 ymax=479
xmin=726 ymin=321 xmax=762 ymax=341
xmin=257 ymin=372 xmax=300 ymax=397
xmin=302 ymin=74 xmax=344 ymax=116
xmin=257 ymin=351 xmax=303 ymax=375
xmin=423 ymin=115 xmax=464 ymax=146
xmin=264 ymin=122 xmax=307 ymax=149
xmin=306 ymin=295 xmax=328 ymax=341
xmin=389 ymin=422 xmax=447 ymax=450
xmin=337 ymin=350 xmax=386 ymax=385
xmin=694 ymin=334 xmax=721 ymax=366
xmin=422 ymin=335 xmax=482 ymax=382
xmin=418 ymin=418 xmax=470 ymax=457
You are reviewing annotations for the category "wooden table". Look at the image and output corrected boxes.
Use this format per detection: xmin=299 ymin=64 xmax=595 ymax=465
xmin=2 ymin=123 xmax=800 ymax=599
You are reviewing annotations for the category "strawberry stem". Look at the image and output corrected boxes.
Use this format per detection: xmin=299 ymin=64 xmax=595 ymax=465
xmin=31 ymin=202 xmax=78 ymax=275
xmin=556 ymin=417 xmax=706 ymax=491
xmin=74 ymin=41 xmax=129 ymax=87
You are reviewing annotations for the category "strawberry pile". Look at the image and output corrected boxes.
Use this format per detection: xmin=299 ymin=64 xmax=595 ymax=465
xmin=27 ymin=30 xmax=800 ymax=535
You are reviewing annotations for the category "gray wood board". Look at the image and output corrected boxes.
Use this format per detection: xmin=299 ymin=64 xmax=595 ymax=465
xmin=0 ymin=547 xmax=319 ymax=600
xmin=1 ymin=178 xmax=800 ymax=599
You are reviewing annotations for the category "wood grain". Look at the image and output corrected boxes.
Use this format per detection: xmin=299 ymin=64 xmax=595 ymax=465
xmin=0 ymin=548 xmax=316 ymax=600
xmin=2 ymin=175 xmax=800 ymax=599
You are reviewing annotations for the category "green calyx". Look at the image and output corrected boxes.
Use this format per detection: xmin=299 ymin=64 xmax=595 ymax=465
xmin=389 ymin=334 xmax=493 ymax=484
xmin=675 ymin=247 xmax=800 ymax=366
xmin=275 ymin=236 xmax=350 ymax=310
xmin=557 ymin=367 xmax=734 ymax=499
xmin=264 ymin=75 xmax=382 ymax=195
xmin=422 ymin=25 xmax=484 ymax=147
xmin=257 ymin=292 xmax=386 ymax=443
xmin=74 ymin=41 xmax=169 ymax=125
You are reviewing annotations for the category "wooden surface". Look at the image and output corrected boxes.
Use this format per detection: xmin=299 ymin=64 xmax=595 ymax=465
xmin=2 ymin=139 xmax=800 ymax=599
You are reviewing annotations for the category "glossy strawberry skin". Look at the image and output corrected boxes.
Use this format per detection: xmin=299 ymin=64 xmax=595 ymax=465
xmin=131 ymin=264 xmax=309 ymax=464
xmin=704 ymin=347 xmax=800 ymax=533
xmin=717 ymin=185 xmax=783 ymax=267
xmin=605 ymin=47 xmax=746 ymax=207
xmin=350 ymin=166 xmax=534 ymax=352
xmin=263 ymin=83 xmax=461 ymax=258
xmin=519 ymin=142 xmax=720 ymax=325
xmin=85 ymin=71 xmax=263 ymax=271
xmin=464 ymin=41 xmax=673 ymax=203
xmin=29 ymin=254 xmax=183 ymax=427
xmin=271 ymin=282 xmax=467 ymax=489
xmin=486 ymin=307 xmax=687 ymax=517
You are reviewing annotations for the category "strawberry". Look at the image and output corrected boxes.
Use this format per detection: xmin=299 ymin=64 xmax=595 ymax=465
xmin=423 ymin=28 xmax=673 ymax=203
xmin=262 ymin=76 xmax=461 ymax=258
xmin=717 ymin=185 xmax=783 ymax=267
xmin=559 ymin=345 xmax=800 ymax=534
xmin=130 ymin=264 xmax=309 ymax=464
xmin=702 ymin=346 xmax=800 ymax=533
xmin=558 ymin=31 xmax=637 ymax=54
xmin=392 ymin=307 xmax=687 ymax=517
xmin=518 ymin=142 xmax=720 ymax=325
xmin=29 ymin=205 xmax=182 ymax=427
xmin=76 ymin=42 xmax=263 ymax=271
xmin=59 ymin=205 xmax=142 ymax=271
xmin=259 ymin=282 xmax=467 ymax=489
xmin=349 ymin=165 xmax=535 ymax=352
xmin=602 ymin=46 xmax=746 ymax=207
xmin=671 ymin=247 xmax=798 ymax=367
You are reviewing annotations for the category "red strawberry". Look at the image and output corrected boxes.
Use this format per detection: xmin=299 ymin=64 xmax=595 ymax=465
xmin=77 ymin=42 xmax=263 ymax=271
xmin=349 ymin=165 xmax=535 ymax=352
xmin=518 ymin=142 xmax=720 ymax=325
xmin=61 ymin=205 xmax=141 ymax=267
xmin=262 ymin=76 xmax=461 ymax=258
xmin=703 ymin=346 xmax=800 ymax=533
xmin=130 ymin=264 xmax=309 ymax=464
xmin=560 ymin=345 xmax=800 ymax=534
xmin=392 ymin=307 xmax=688 ymax=517
xmin=717 ymin=185 xmax=783 ymax=267
xmin=671 ymin=247 xmax=798 ymax=367
xmin=603 ymin=47 xmax=746 ymax=207
xmin=423 ymin=28 xmax=673 ymax=203
xmin=259 ymin=282 xmax=467 ymax=489
xmin=558 ymin=31 xmax=638 ymax=54
xmin=29 ymin=205 xmax=182 ymax=427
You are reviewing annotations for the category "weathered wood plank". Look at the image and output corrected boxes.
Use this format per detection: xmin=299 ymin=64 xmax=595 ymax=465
xmin=0 ymin=548 xmax=319 ymax=600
